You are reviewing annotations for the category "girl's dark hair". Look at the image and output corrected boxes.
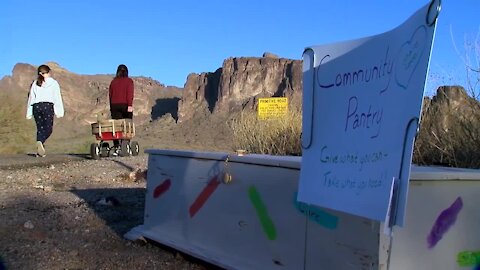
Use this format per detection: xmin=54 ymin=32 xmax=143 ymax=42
xmin=36 ymin=65 xmax=51 ymax=86
xmin=116 ymin=64 xmax=129 ymax=78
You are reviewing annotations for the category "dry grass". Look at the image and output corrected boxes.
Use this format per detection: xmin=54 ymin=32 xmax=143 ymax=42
xmin=0 ymin=92 xmax=93 ymax=155
xmin=230 ymin=105 xmax=302 ymax=156
xmin=230 ymin=88 xmax=480 ymax=169
xmin=0 ymin=93 xmax=35 ymax=154
xmin=413 ymin=97 xmax=480 ymax=168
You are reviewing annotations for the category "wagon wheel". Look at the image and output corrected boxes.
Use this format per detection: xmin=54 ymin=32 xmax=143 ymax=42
xmin=90 ymin=143 xmax=100 ymax=160
xmin=100 ymin=142 xmax=110 ymax=157
xmin=120 ymin=140 xmax=131 ymax=157
xmin=130 ymin=141 xmax=139 ymax=156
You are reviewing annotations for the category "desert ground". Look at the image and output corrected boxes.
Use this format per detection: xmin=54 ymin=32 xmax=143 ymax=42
xmin=0 ymin=117 xmax=233 ymax=270
xmin=1 ymin=154 xmax=215 ymax=270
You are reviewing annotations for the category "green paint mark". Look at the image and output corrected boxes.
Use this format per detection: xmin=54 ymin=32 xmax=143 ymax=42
xmin=457 ymin=251 xmax=480 ymax=267
xmin=248 ymin=186 xmax=277 ymax=240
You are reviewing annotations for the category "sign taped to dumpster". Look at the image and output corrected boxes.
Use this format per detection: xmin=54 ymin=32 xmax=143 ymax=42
xmin=298 ymin=1 xmax=440 ymax=226
xmin=258 ymin=97 xmax=288 ymax=120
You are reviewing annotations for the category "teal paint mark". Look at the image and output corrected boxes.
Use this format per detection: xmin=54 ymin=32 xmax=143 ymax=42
xmin=293 ymin=193 xmax=338 ymax=230
xmin=457 ymin=251 xmax=480 ymax=267
xmin=248 ymin=186 xmax=277 ymax=240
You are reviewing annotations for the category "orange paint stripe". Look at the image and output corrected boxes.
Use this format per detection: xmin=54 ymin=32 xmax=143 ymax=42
xmin=189 ymin=175 xmax=220 ymax=218
xmin=153 ymin=179 xmax=171 ymax=199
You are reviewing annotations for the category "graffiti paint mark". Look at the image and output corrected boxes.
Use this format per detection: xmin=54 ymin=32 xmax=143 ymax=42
xmin=457 ymin=251 xmax=480 ymax=267
xmin=153 ymin=179 xmax=171 ymax=199
xmin=293 ymin=193 xmax=338 ymax=230
xmin=189 ymin=175 xmax=221 ymax=218
xmin=427 ymin=197 xmax=463 ymax=249
xmin=248 ymin=186 xmax=277 ymax=240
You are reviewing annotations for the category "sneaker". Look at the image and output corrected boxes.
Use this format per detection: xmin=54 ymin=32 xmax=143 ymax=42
xmin=36 ymin=141 xmax=46 ymax=156
xmin=111 ymin=147 xmax=120 ymax=157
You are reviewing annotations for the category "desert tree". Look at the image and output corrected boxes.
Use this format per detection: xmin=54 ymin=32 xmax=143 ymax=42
xmin=451 ymin=25 xmax=480 ymax=99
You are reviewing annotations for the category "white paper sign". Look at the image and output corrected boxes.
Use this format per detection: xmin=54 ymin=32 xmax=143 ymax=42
xmin=298 ymin=1 xmax=440 ymax=226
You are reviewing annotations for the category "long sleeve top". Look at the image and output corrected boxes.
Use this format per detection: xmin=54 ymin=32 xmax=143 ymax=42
xmin=109 ymin=77 xmax=134 ymax=106
xmin=26 ymin=77 xmax=64 ymax=118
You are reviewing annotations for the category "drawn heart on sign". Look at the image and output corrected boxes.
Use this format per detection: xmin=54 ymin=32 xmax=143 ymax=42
xmin=394 ymin=26 xmax=427 ymax=90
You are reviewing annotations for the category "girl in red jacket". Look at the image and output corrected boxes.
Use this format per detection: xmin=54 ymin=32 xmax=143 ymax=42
xmin=109 ymin=64 xmax=134 ymax=153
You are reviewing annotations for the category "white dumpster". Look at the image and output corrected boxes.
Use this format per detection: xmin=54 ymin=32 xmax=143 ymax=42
xmin=126 ymin=150 xmax=480 ymax=270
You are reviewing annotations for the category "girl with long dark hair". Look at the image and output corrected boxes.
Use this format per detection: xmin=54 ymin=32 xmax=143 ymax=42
xmin=109 ymin=64 xmax=134 ymax=154
xmin=26 ymin=64 xmax=64 ymax=157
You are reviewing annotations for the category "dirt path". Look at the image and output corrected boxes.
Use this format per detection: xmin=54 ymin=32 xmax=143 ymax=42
xmin=0 ymin=154 xmax=89 ymax=170
xmin=0 ymin=154 xmax=216 ymax=270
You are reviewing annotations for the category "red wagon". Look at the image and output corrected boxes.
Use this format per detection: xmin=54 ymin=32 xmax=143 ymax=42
xmin=90 ymin=119 xmax=139 ymax=159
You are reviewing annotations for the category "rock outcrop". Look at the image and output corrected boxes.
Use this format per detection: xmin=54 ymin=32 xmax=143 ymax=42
xmin=177 ymin=68 xmax=222 ymax=122
xmin=426 ymin=85 xmax=476 ymax=131
xmin=178 ymin=55 xmax=302 ymax=122
xmin=432 ymin=85 xmax=471 ymax=108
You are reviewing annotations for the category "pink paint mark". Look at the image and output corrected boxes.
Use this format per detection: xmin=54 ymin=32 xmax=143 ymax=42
xmin=427 ymin=197 xmax=463 ymax=249
xmin=189 ymin=175 xmax=220 ymax=218
xmin=153 ymin=179 xmax=171 ymax=199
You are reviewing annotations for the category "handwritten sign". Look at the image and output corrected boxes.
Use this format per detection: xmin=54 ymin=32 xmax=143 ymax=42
xmin=257 ymin=97 xmax=288 ymax=120
xmin=298 ymin=1 xmax=440 ymax=226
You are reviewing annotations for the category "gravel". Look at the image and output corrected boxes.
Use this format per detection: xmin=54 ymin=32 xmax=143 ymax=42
xmin=0 ymin=155 xmax=214 ymax=270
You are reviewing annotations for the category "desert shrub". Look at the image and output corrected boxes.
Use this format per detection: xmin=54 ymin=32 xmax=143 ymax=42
xmin=413 ymin=90 xmax=480 ymax=168
xmin=0 ymin=93 xmax=35 ymax=154
xmin=230 ymin=105 xmax=302 ymax=156
xmin=231 ymin=87 xmax=480 ymax=168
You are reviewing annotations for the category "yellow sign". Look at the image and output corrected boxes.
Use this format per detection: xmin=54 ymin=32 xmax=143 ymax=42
xmin=257 ymin=97 xmax=288 ymax=120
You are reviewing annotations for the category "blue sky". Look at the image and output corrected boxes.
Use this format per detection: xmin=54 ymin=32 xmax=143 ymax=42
xmin=1 ymin=0 xmax=478 ymax=95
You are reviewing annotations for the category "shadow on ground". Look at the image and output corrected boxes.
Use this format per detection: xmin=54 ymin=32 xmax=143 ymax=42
xmin=70 ymin=188 xmax=223 ymax=269
xmin=1 ymin=192 xmax=218 ymax=270
xmin=71 ymin=187 xmax=146 ymax=236
xmin=0 ymin=153 xmax=91 ymax=170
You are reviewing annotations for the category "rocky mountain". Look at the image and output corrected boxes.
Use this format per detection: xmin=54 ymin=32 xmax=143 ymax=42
xmin=178 ymin=54 xmax=302 ymax=122
xmin=0 ymin=55 xmax=304 ymax=154
xmin=1 ymin=56 xmax=479 ymax=169
xmin=423 ymin=85 xmax=477 ymax=131
xmin=1 ymin=53 xmax=303 ymax=125
xmin=2 ymin=59 xmax=475 ymax=131
xmin=0 ymin=62 xmax=182 ymax=125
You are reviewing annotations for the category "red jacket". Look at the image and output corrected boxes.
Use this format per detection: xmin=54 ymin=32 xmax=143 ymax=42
xmin=109 ymin=77 xmax=134 ymax=106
